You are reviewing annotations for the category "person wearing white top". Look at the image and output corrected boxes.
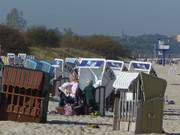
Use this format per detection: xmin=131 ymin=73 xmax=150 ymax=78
xmin=59 ymin=72 xmax=79 ymax=107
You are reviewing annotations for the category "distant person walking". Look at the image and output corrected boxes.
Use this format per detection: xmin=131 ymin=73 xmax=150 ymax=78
xmin=168 ymin=61 xmax=177 ymax=75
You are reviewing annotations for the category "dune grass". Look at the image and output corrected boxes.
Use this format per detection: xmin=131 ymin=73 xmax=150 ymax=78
xmin=30 ymin=47 xmax=102 ymax=60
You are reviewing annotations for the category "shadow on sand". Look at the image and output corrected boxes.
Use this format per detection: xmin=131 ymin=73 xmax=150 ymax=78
xmin=47 ymin=120 xmax=112 ymax=126
xmin=164 ymin=109 xmax=180 ymax=121
xmin=164 ymin=113 xmax=180 ymax=116
xmin=166 ymin=133 xmax=180 ymax=135
xmin=164 ymin=109 xmax=180 ymax=116
xmin=170 ymin=83 xmax=180 ymax=86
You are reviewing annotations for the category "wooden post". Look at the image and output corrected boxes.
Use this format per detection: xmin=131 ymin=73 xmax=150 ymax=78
xmin=113 ymin=96 xmax=119 ymax=130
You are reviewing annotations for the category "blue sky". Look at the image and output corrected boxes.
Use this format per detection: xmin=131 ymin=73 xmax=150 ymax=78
xmin=1 ymin=0 xmax=180 ymax=36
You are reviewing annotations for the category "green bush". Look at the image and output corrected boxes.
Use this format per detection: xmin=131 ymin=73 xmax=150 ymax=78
xmin=61 ymin=34 xmax=129 ymax=59
xmin=0 ymin=24 xmax=29 ymax=54
xmin=26 ymin=26 xmax=61 ymax=47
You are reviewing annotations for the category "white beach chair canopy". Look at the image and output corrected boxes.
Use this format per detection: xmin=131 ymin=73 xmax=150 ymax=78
xmin=106 ymin=60 xmax=124 ymax=70
xmin=106 ymin=60 xmax=125 ymax=77
xmin=78 ymin=58 xmax=106 ymax=90
xmin=79 ymin=58 xmax=105 ymax=68
xmin=18 ymin=53 xmax=27 ymax=59
xmin=65 ymin=58 xmax=79 ymax=70
xmin=65 ymin=58 xmax=79 ymax=64
xmin=63 ymin=58 xmax=79 ymax=77
xmin=128 ymin=61 xmax=152 ymax=74
xmin=113 ymin=72 xmax=139 ymax=90
xmin=7 ymin=53 xmax=16 ymax=65
xmin=7 ymin=53 xmax=15 ymax=58
xmin=51 ymin=58 xmax=64 ymax=68
xmin=50 ymin=58 xmax=64 ymax=79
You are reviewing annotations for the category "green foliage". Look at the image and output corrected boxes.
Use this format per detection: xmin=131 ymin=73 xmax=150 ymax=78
xmin=26 ymin=26 xmax=61 ymax=47
xmin=0 ymin=24 xmax=29 ymax=54
xmin=61 ymin=34 xmax=129 ymax=59
xmin=85 ymin=35 xmax=129 ymax=59
xmin=0 ymin=24 xmax=129 ymax=59
xmin=6 ymin=8 xmax=26 ymax=30
xmin=30 ymin=46 xmax=102 ymax=60
xmin=3 ymin=8 xmax=130 ymax=59
xmin=63 ymin=28 xmax=74 ymax=37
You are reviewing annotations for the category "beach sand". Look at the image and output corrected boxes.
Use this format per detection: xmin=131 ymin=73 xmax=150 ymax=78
xmin=0 ymin=63 xmax=179 ymax=135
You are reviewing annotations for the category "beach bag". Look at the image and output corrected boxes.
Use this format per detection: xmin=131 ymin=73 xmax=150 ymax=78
xmin=64 ymin=104 xmax=73 ymax=116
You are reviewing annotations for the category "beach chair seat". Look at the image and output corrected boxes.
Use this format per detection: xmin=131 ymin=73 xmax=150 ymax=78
xmin=72 ymin=88 xmax=86 ymax=115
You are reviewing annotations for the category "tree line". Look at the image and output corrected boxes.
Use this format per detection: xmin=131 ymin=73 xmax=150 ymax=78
xmin=114 ymin=34 xmax=180 ymax=58
xmin=0 ymin=8 xmax=130 ymax=59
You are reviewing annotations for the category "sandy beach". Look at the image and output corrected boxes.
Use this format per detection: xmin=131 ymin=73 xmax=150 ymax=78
xmin=0 ymin=63 xmax=179 ymax=135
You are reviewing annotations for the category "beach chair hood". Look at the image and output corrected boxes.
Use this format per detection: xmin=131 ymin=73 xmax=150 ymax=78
xmin=106 ymin=60 xmax=125 ymax=77
xmin=113 ymin=72 xmax=139 ymax=92
xmin=140 ymin=72 xmax=167 ymax=101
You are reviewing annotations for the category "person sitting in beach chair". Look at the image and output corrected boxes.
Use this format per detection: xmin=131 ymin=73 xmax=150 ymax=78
xmin=58 ymin=72 xmax=79 ymax=107
xmin=58 ymin=72 xmax=86 ymax=115
xmin=83 ymin=80 xmax=97 ymax=113
xmin=72 ymin=87 xmax=86 ymax=115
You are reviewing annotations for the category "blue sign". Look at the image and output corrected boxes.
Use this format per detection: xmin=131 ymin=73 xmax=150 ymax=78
xmin=107 ymin=61 xmax=122 ymax=68
xmin=80 ymin=60 xmax=105 ymax=67
xmin=132 ymin=63 xmax=150 ymax=70
xmin=51 ymin=60 xmax=63 ymax=65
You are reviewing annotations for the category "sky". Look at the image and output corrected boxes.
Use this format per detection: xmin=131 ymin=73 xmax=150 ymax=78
xmin=1 ymin=0 xmax=180 ymax=36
